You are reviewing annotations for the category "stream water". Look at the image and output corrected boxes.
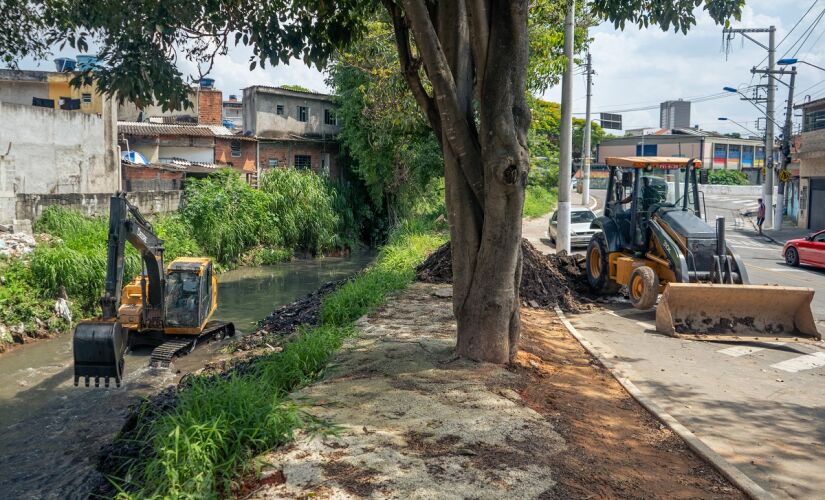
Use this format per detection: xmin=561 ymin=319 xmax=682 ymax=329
xmin=0 ymin=254 xmax=372 ymax=499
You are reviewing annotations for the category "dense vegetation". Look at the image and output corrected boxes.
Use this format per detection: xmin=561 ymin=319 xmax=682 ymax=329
xmin=708 ymin=169 xmax=750 ymax=186
xmin=110 ymin=213 xmax=448 ymax=498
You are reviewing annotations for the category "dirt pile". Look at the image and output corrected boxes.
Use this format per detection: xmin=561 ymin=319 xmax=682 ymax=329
xmin=232 ymin=278 xmax=347 ymax=352
xmin=416 ymin=239 xmax=593 ymax=312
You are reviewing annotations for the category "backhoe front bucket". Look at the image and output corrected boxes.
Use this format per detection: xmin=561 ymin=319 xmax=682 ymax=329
xmin=73 ymin=321 xmax=128 ymax=387
xmin=656 ymin=283 xmax=820 ymax=341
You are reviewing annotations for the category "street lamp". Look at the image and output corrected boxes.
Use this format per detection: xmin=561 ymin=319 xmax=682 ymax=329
xmin=718 ymin=117 xmax=760 ymax=137
xmin=722 ymin=86 xmax=784 ymax=130
xmin=778 ymin=57 xmax=825 ymax=72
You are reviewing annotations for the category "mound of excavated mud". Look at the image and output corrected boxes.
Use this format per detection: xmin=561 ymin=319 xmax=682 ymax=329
xmin=416 ymin=239 xmax=593 ymax=312
xmin=233 ymin=278 xmax=348 ymax=352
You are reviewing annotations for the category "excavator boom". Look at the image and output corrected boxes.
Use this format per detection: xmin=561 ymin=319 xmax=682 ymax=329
xmin=73 ymin=193 xmax=166 ymax=388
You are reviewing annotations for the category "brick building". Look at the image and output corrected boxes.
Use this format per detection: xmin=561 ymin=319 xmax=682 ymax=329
xmin=118 ymin=122 xmax=258 ymax=182
xmin=242 ymin=86 xmax=343 ymax=179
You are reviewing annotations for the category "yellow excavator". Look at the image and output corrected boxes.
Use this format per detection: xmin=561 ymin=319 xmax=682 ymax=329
xmin=585 ymin=157 xmax=819 ymax=342
xmin=73 ymin=193 xmax=234 ymax=387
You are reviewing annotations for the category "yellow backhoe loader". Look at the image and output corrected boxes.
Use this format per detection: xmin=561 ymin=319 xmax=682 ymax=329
xmin=73 ymin=194 xmax=234 ymax=387
xmin=585 ymin=157 xmax=819 ymax=342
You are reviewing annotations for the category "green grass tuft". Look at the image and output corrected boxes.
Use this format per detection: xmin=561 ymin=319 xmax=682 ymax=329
xmin=522 ymin=185 xmax=557 ymax=218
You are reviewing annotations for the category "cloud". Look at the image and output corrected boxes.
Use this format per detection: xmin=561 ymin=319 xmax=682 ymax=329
xmin=543 ymin=0 xmax=823 ymax=135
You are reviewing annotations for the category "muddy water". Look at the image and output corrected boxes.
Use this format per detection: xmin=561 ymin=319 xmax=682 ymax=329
xmin=0 ymin=254 xmax=372 ymax=499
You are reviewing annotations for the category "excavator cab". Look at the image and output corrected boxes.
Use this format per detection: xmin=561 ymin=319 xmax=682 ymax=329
xmin=164 ymin=258 xmax=217 ymax=333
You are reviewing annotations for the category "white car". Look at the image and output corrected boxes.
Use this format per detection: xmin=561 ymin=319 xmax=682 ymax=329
xmin=548 ymin=207 xmax=600 ymax=247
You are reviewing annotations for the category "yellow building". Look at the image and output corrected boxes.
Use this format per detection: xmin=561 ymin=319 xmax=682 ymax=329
xmin=46 ymin=72 xmax=105 ymax=115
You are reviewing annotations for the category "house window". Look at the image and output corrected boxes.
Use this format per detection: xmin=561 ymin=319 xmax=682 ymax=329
xmin=268 ymin=158 xmax=278 ymax=168
xmin=230 ymin=140 xmax=242 ymax=157
xmin=276 ymin=104 xmax=284 ymax=116
xmin=298 ymin=106 xmax=308 ymax=122
xmin=294 ymin=155 xmax=312 ymax=169
xmin=324 ymin=109 xmax=337 ymax=125
xmin=81 ymin=93 xmax=92 ymax=104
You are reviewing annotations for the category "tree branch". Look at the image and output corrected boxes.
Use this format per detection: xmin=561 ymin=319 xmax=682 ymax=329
xmin=383 ymin=0 xmax=443 ymax=146
xmin=398 ymin=0 xmax=485 ymax=204
xmin=466 ymin=0 xmax=491 ymax=93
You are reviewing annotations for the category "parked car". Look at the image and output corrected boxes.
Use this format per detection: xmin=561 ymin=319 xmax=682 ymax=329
xmin=783 ymin=230 xmax=825 ymax=269
xmin=548 ymin=207 xmax=600 ymax=247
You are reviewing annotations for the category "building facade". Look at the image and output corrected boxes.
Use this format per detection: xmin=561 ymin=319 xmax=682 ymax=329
xmin=597 ymin=128 xmax=766 ymax=183
xmin=0 ymin=101 xmax=119 ymax=223
xmin=242 ymin=86 xmax=343 ymax=178
xmin=118 ymin=122 xmax=258 ymax=183
xmin=223 ymin=95 xmax=243 ymax=129
xmin=659 ymin=100 xmax=691 ymax=129
xmin=0 ymin=68 xmax=107 ymax=114
xmin=796 ymin=98 xmax=825 ymax=230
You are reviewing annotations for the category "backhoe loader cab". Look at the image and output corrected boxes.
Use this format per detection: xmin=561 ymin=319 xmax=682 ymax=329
xmin=585 ymin=157 xmax=819 ymax=341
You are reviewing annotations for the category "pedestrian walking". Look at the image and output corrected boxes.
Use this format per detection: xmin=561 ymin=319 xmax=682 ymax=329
xmin=756 ymin=198 xmax=766 ymax=235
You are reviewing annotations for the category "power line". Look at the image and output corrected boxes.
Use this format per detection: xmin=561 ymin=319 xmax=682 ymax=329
xmin=575 ymin=87 xmax=752 ymax=115
xmin=787 ymin=8 xmax=825 ymax=58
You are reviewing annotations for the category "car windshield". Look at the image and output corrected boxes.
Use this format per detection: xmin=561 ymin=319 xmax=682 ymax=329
xmin=570 ymin=211 xmax=595 ymax=224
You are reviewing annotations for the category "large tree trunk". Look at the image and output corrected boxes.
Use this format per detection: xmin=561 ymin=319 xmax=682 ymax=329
xmin=392 ymin=0 xmax=530 ymax=363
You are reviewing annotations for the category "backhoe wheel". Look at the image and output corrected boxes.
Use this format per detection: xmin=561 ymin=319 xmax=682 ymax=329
xmin=785 ymin=247 xmax=800 ymax=267
xmin=586 ymin=233 xmax=620 ymax=294
xmin=628 ymin=266 xmax=659 ymax=310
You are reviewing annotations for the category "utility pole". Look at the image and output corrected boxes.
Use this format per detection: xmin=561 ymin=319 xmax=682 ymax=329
xmin=724 ymin=26 xmax=776 ymax=229
xmin=557 ymin=0 xmax=575 ymax=254
xmin=774 ymin=67 xmax=797 ymax=230
xmin=582 ymin=52 xmax=593 ymax=206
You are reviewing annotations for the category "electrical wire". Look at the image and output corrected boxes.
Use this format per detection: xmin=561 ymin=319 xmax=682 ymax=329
xmin=574 ymin=87 xmax=754 ymax=115
xmin=786 ymin=8 xmax=825 ymax=58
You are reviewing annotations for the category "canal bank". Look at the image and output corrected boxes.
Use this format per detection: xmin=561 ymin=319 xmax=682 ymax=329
xmin=0 ymin=254 xmax=372 ymax=499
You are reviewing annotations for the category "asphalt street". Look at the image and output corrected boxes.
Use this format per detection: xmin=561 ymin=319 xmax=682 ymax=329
xmin=523 ymin=188 xmax=825 ymax=498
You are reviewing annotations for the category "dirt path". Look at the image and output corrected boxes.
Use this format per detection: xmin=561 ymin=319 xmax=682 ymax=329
xmin=242 ymin=283 xmax=743 ymax=499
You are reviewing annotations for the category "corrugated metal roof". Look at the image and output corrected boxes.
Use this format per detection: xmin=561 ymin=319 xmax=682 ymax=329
xmin=118 ymin=121 xmax=256 ymax=140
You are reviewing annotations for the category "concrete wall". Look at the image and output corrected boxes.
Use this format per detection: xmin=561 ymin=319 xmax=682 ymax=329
xmin=15 ymin=190 xmax=181 ymax=221
xmin=0 ymin=101 xmax=118 ymax=195
xmin=243 ymin=88 xmax=340 ymax=138
xmin=0 ymin=80 xmax=49 ymax=106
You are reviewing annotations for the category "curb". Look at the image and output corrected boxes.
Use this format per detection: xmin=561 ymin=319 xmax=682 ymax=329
xmin=553 ymin=306 xmax=775 ymax=500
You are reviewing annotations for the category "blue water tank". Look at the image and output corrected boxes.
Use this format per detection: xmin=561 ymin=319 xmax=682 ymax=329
xmin=76 ymin=55 xmax=99 ymax=70
xmin=54 ymin=58 xmax=76 ymax=72
xmin=199 ymin=78 xmax=215 ymax=89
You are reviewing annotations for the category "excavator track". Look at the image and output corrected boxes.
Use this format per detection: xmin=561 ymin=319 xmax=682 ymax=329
xmin=149 ymin=320 xmax=235 ymax=368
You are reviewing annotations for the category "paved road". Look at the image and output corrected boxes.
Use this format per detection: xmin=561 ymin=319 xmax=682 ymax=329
xmin=525 ymin=189 xmax=825 ymax=498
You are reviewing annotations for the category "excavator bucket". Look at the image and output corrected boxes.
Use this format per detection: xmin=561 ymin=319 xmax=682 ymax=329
xmin=656 ymin=283 xmax=820 ymax=341
xmin=73 ymin=321 xmax=127 ymax=387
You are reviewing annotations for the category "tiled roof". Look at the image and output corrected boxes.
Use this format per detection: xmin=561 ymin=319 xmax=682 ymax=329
xmin=118 ymin=121 xmax=255 ymax=140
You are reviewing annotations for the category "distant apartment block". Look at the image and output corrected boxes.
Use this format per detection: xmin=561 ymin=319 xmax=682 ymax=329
xmin=659 ymin=100 xmax=691 ymax=129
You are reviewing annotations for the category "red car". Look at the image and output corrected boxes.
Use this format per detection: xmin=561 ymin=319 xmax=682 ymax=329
xmin=783 ymin=230 xmax=825 ymax=268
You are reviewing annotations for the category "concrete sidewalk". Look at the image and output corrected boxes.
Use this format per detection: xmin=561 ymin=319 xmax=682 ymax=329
xmin=736 ymin=215 xmax=812 ymax=245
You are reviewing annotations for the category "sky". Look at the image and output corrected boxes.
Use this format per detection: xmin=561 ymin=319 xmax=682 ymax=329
xmin=14 ymin=0 xmax=825 ymax=136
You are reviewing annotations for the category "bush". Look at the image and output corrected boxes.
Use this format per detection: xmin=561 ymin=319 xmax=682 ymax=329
xmin=181 ymin=168 xmax=361 ymax=265
xmin=708 ymin=169 xmax=749 ymax=186
xmin=523 ymin=185 xmax=557 ymax=218
xmin=30 ymin=206 xmax=141 ymax=314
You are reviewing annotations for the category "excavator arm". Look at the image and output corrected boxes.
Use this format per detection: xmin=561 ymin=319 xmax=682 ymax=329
xmin=74 ymin=193 xmax=166 ymax=387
